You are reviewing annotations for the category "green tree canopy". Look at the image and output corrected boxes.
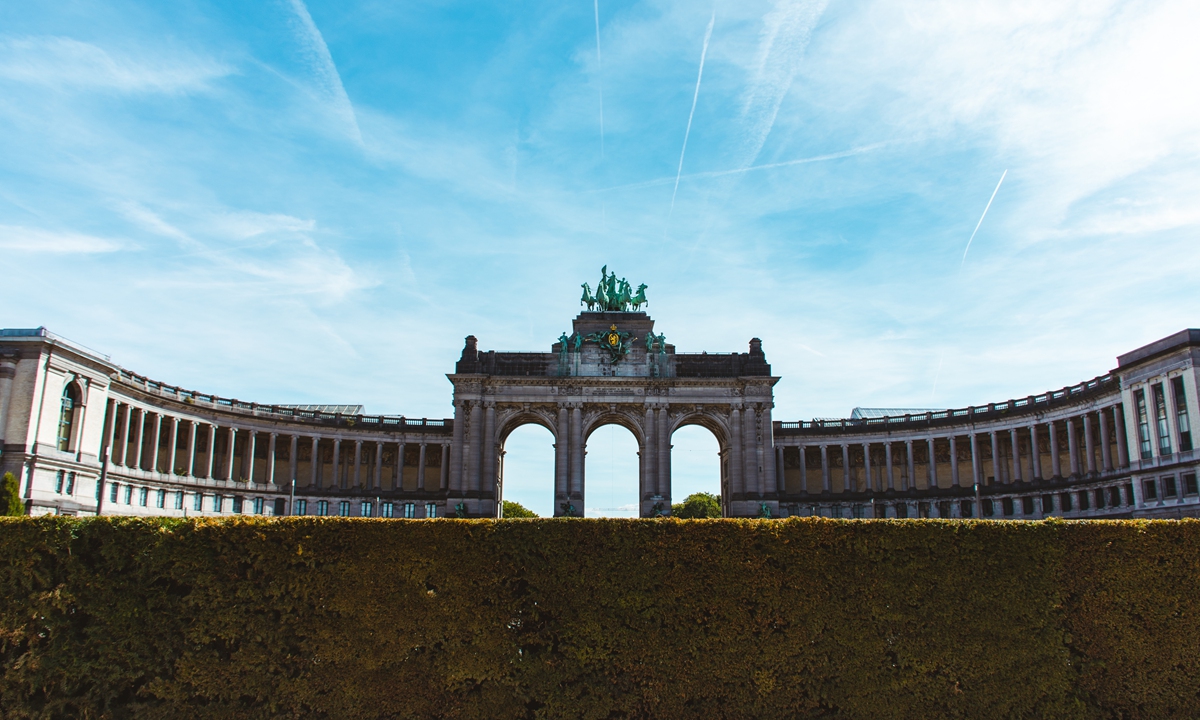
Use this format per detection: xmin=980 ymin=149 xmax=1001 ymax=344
xmin=501 ymin=500 xmax=537 ymax=518
xmin=671 ymin=492 xmax=721 ymax=519
xmin=0 ymin=472 xmax=23 ymax=516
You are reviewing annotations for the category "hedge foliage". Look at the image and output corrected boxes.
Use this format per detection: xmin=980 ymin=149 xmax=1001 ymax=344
xmin=1 ymin=517 xmax=1198 ymax=719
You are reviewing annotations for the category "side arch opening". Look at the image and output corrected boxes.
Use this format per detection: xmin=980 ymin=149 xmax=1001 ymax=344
xmin=499 ymin=422 xmax=555 ymax=517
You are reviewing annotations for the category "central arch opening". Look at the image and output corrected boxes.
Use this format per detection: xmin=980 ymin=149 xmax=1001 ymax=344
xmin=499 ymin=423 xmax=555 ymax=518
xmin=670 ymin=424 xmax=724 ymax=516
xmin=585 ymin=423 xmax=640 ymax=518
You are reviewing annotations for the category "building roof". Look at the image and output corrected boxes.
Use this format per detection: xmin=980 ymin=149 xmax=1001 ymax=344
xmin=849 ymin=407 xmax=945 ymax=420
xmin=275 ymin=404 xmax=365 ymax=415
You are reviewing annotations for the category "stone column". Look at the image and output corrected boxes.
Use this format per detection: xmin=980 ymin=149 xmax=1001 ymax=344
xmin=246 ymin=431 xmax=258 ymax=484
xmin=729 ymin=407 xmax=743 ymax=497
xmin=131 ymin=409 xmax=145 ymax=469
xmin=949 ymin=436 xmax=959 ymax=486
xmin=186 ymin=421 xmax=197 ymax=477
xmin=331 ymin=438 xmax=341 ymax=488
xmin=310 ymin=436 xmax=320 ymax=488
xmin=167 ymin=417 xmax=179 ymax=475
xmin=970 ymin=433 xmax=980 ymax=487
xmin=643 ymin=405 xmax=656 ymax=501
xmin=820 ymin=445 xmax=830 ymax=493
xmin=483 ymin=402 xmax=496 ymax=493
xmin=0 ymin=356 xmax=15 ymax=447
xmin=289 ymin=435 xmax=298 ymax=486
xmin=798 ymin=445 xmax=807 ymax=494
xmin=905 ymin=440 xmax=915 ymax=491
xmin=989 ymin=431 xmax=1001 ymax=484
xmin=417 ymin=442 xmax=427 ymax=490
xmin=352 ymin=439 xmax=363 ymax=489
xmin=373 ymin=441 xmax=383 ymax=490
xmin=118 ymin=404 xmax=132 ymax=466
xmin=927 ymin=438 xmax=937 ymax=488
xmin=440 ymin=445 xmax=449 ymax=490
xmin=153 ymin=414 xmax=166 ymax=473
xmin=397 ymin=442 xmax=406 ymax=490
xmin=267 ymin=433 xmax=278 ymax=485
xmin=743 ymin=405 xmax=758 ymax=496
xmin=205 ymin=424 xmax=216 ymax=479
xmin=469 ymin=401 xmax=484 ymax=493
xmin=1009 ymin=429 xmax=1022 ymax=483
xmin=225 ymin=427 xmax=237 ymax=481
xmin=762 ymin=404 xmax=777 ymax=495
xmin=1049 ymin=421 xmax=1061 ymax=478
xmin=1099 ymin=407 xmax=1113 ymax=472
xmin=775 ymin=447 xmax=784 ymax=493
xmin=862 ymin=442 xmax=872 ymax=492
xmin=450 ymin=401 xmax=465 ymax=493
xmin=885 ymin=441 xmax=894 ymax=491
xmin=657 ymin=406 xmax=670 ymax=497
xmin=556 ymin=404 xmax=570 ymax=501
xmin=1115 ymin=405 xmax=1130 ymax=468
xmin=1083 ymin=413 xmax=1096 ymax=475
xmin=841 ymin=444 xmax=850 ymax=492
xmin=1066 ymin=418 xmax=1079 ymax=477
xmin=1030 ymin=425 xmax=1042 ymax=480
xmin=570 ymin=405 xmax=584 ymax=500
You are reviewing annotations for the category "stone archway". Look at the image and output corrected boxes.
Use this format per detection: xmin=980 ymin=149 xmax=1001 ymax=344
xmin=446 ymin=310 xmax=779 ymax=517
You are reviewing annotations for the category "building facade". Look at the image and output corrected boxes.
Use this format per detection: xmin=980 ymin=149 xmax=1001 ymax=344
xmin=1 ymin=317 xmax=1197 ymax=520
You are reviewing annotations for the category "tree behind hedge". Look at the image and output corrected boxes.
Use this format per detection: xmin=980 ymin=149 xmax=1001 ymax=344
xmin=672 ymin=491 xmax=722 ymax=518
xmin=501 ymin=500 xmax=537 ymax=518
xmin=0 ymin=473 xmax=21 ymax=516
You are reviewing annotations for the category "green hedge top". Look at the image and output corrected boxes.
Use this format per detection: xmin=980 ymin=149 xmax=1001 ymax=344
xmin=1 ymin=517 xmax=1198 ymax=719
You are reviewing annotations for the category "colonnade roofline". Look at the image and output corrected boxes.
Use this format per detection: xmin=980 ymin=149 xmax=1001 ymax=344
xmin=777 ymin=372 xmax=1118 ymax=436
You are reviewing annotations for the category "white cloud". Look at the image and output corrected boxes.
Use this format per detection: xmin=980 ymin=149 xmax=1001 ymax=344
xmin=0 ymin=36 xmax=230 ymax=92
xmin=206 ymin=210 xmax=317 ymax=240
xmin=0 ymin=225 xmax=120 ymax=253
xmin=285 ymin=0 xmax=363 ymax=145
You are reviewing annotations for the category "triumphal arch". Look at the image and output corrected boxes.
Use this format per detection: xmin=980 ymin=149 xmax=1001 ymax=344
xmin=446 ymin=268 xmax=780 ymax=518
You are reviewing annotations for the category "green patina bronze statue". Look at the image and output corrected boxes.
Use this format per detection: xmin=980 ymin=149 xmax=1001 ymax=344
xmin=586 ymin=266 xmax=646 ymax=312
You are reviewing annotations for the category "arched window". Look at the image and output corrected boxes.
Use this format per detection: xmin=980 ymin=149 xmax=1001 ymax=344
xmin=57 ymin=383 xmax=82 ymax=452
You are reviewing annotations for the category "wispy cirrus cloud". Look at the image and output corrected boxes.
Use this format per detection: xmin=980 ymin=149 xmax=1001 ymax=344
xmin=0 ymin=36 xmax=230 ymax=92
xmin=0 ymin=225 xmax=121 ymax=253
xmin=285 ymin=0 xmax=363 ymax=145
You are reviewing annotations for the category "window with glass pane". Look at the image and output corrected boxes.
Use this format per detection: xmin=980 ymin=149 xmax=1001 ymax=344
xmin=57 ymin=384 xmax=79 ymax=452
xmin=233 ymin=496 xmax=243 ymax=513
xmin=1171 ymin=377 xmax=1192 ymax=451
xmin=253 ymin=497 xmax=264 ymax=514
xmin=194 ymin=493 xmax=203 ymax=511
xmin=213 ymin=494 xmax=223 ymax=512
xmin=381 ymin=502 xmax=394 ymax=518
xmin=124 ymin=485 xmax=132 ymax=504
xmin=55 ymin=471 xmax=64 ymax=493
xmin=360 ymin=501 xmax=373 ymax=517
xmin=1059 ymin=492 xmax=1072 ymax=512
xmin=110 ymin=483 xmax=119 ymax=502
xmin=1142 ymin=479 xmax=1157 ymax=500
xmin=295 ymin=499 xmax=307 ymax=515
xmin=1153 ymin=383 xmax=1172 ymax=455
xmin=425 ymin=503 xmax=437 ymax=518
xmin=138 ymin=487 xmax=148 ymax=506
xmin=1134 ymin=389 xmax=1152 ymax=459
xmin=403 ymin=502 xmax=416 ymax=519
xmin=1163 ymin=476 xmax=1177 ymax=498
xmin=156 ymin=489 xmax=165 ymax=508
xmin=66 ymin=473 xmax=75 ymax=494
xmin=317 ymin=500 xmax=328 ymax=516
xmin=1184 ymin=473 xmax=1198 ymax=496
xmin=338 ymin=501 xmax=350 ymax=517
xmin=95 ymin=479 xmax=102 ymax=501
xmin=174 ymin=491 xmax=184 ymax=509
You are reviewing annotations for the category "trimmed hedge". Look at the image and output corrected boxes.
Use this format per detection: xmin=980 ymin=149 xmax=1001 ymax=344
xmin=1 ymin=517 xmax=1198 ymax=719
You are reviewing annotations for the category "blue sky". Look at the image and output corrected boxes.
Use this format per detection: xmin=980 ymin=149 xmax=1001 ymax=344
xmin=3 ymin=0 xmax=1199 ymax=515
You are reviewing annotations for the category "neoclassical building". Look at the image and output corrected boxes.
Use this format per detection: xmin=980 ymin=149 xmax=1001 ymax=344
xmin=1 ymin=295 xmax=1197 ymax=520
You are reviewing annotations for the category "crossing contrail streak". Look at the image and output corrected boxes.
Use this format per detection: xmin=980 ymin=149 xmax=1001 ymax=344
xmin=594 ymin=0 xmax=605 ymax=159
xmin=961 ymin=169 xmax=1007 ymax=268
xmin=669 ymin=10 xmax=716 ymax=216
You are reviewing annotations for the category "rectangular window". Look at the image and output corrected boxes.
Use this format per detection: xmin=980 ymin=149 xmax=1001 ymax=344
xmin=959 ymin=500 xmax=973 ymax=518
xmin=425 ymin=503 xmax=437 ymax=518
xmin=1184 ymin=473 xmax=1198 ymax=496
xmin=1001 ymin=498 xmax=1014 ymax=516
xmin=193 ymin=493 xmax=204 ymax=512
xmin=1108 ymin=487 xmax=1122 ymax=507
xmin=1094 ymin=489 xmax=1105 ymax=509
xmin=124 ymin=485 xmax=132 ymax=505
xmin=1153 ymin=383 xmax=1172 ymax=455
xmin=232 ymin=496 xmax=243 ymax=514
xmin=361 ymin=501 xmax=373 ymax=517
xmin=1125 ymin=482 xmax=1135 ymax=505
xmin=404 ymin=502 xmax=416 ymax=519
xmin=982 ymin=499 xmax=994 ymax=517
xmin=1042 ymin=494 xmax=1055 ymax=514
xmin=1163 ymin=476 xmax=1177 ymax=498
xmin=252 ymin=497 xmax=264 ymax=514
xmin=381 ymin=502 xmax=394 ymax=518
xmin=1022 ymin=496 xmax=1034 ymax=515
xmin=55 ymin=471 xmax=64 ymax=494
xmin=274 ymin=499 xmax=286 ymax=516
xmin=1135 ymin=389 xmax=1152 ymax=459
xmin=1171 ymin=377 xmax=1192 ymax=452
xmin=895 ymin=503 xmax=908 ymax=519
xmin=65 ymin=472 xmax=75 ymax=495
xmin=1142 ymin=479 xmax=1158 ymax=501
xmin=338 ymin=501 xmax=350 ymax=517
xmin=1059 ymin=492 xmax=1073 ymax=512
xmin=213 ymin=494 xmax=224 ymax=513
xmin=295 ymin=499 xmax=307 ymax=515
xmin=1078 ymin=491 xmax=1090 ymax=511
xmin=110 ymin=482 xmax=119 ymax=503
xmin=95 ymin=479 xmax=103 ymax=501
xmin=156 ymin=489 xmax=165 ymax=508
xmin=317 ymin=500 xmax=329 ymax=516
xmin=138 ymin=487 xmax=148 ymax=506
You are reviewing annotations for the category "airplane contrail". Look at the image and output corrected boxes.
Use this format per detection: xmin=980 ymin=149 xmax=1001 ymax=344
xmin=594 ymin=0 xmax=605 ymax=159
xmin=961 ymin=169 xmax=1007 ymax=268
xmin=669 ymin=10 xmax=716 ymax=216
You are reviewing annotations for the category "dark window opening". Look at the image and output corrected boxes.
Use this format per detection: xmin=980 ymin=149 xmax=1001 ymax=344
xmin=1042 ymin=494 xmax=1054 ymax=514
xmin=1078 ymin=491 xmax=1090 ymax=511
xmin=1060 ymin=492 xmax=1073 ymax=512
xmin=1022 ymin=496 xmax=1035 ymax=515
xmin=1171 ymin=377 xmax=1192 ymax=452
xmin=1143 ymin=479 xmax=1158 ymax=501
xmin=1002 ymin=498 xmax=1014 ymax=516
xmin=1184 ymin=473 xmax=1198 ymax=496
xmin=1163 ymin=476 xmax=1177 ymax=498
